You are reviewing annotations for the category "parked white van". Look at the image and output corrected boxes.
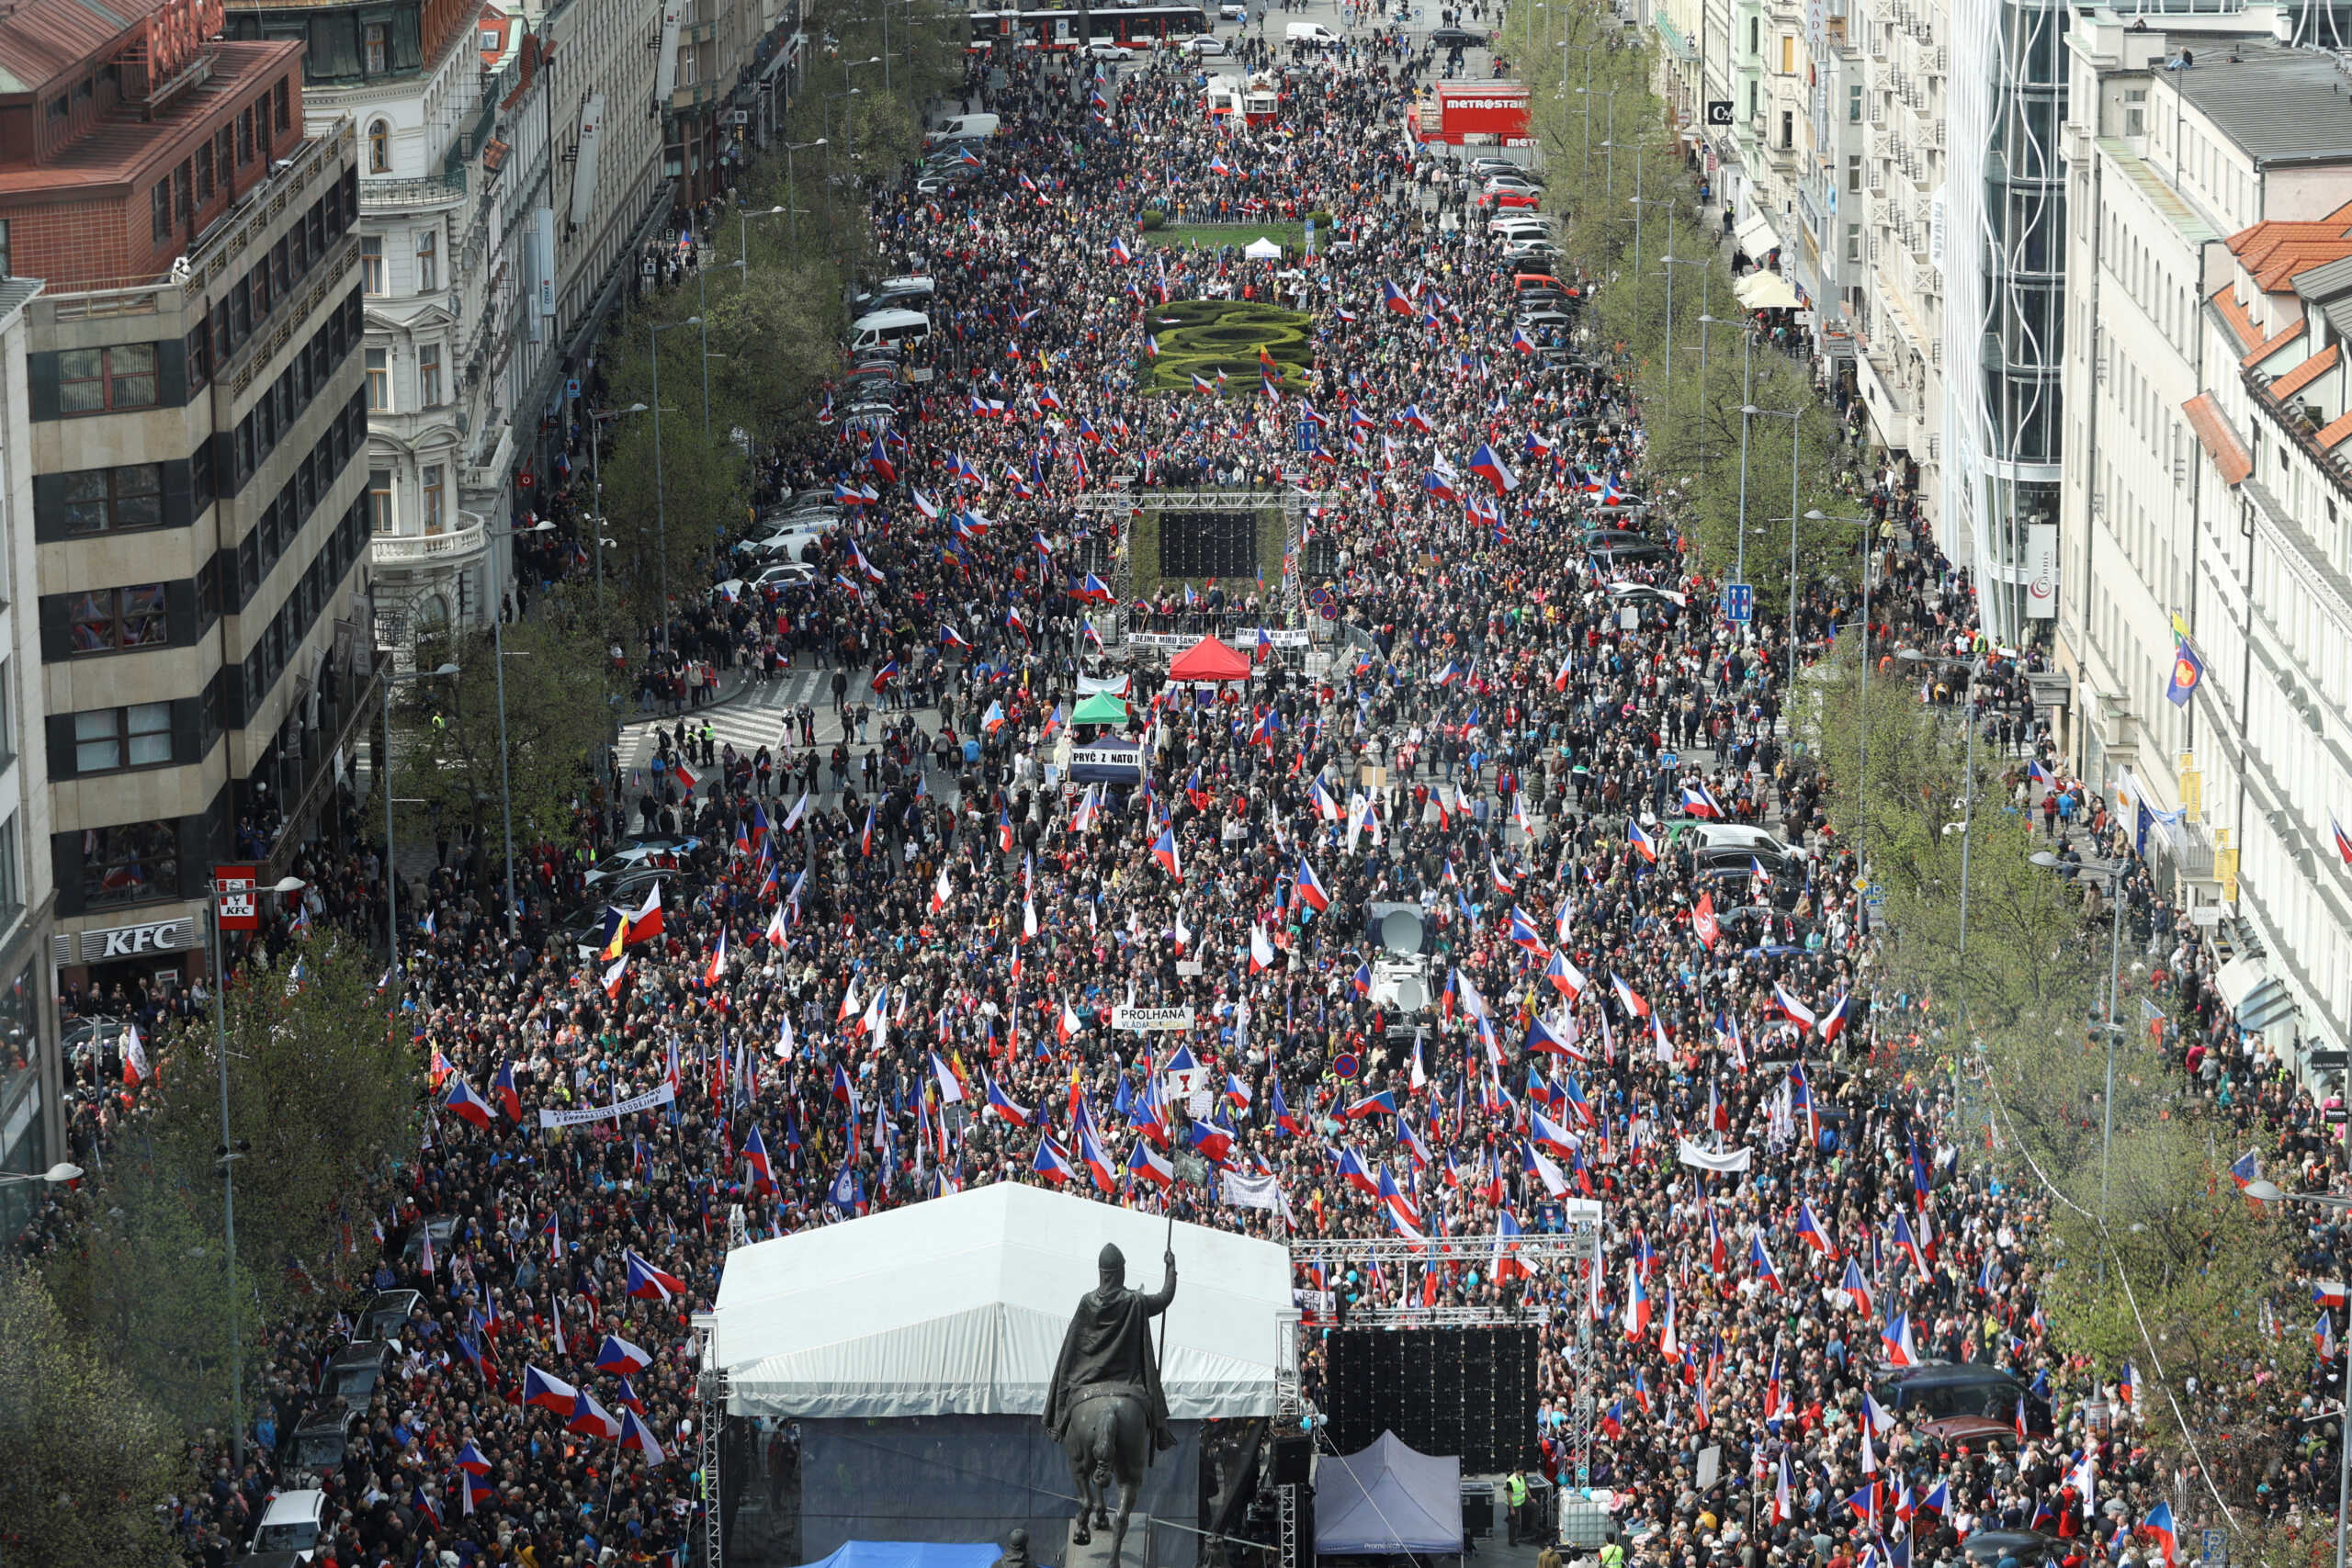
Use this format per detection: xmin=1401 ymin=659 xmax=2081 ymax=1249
xmin=846 ymin=309 xmax=931 ymax=351
xmin=925 ymin=113 xmax=1001 ymax=144
xmin=251 ymin=1488 xmax=329 ymax=1561
xmin=1283 ymin=20 xmax=1342 ymax=44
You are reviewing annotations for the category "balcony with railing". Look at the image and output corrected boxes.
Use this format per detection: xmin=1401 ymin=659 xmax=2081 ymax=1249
xmin=372 ymin=509 xmax=487 ymax=566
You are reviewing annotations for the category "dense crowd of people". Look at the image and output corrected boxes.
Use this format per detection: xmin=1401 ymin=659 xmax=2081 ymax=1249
xmin=13 ymin=14 xmax=2346 ymax=1568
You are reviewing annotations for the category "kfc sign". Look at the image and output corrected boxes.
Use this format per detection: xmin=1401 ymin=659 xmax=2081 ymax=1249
xmin=74 ymin=919 xmax=198 ymax=963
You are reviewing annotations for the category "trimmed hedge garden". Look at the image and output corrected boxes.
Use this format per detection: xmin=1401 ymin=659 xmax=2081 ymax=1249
xmin=1142 ymin=299 xmax=1316 ymax=394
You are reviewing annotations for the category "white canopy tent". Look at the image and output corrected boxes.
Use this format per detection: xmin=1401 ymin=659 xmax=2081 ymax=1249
xmin=711 ymin=1182 xmax=1294 ymax=1419
xmin=1735 ymin=268 xmax=1801 ymax=310
xmin=1243 ymin=236 xmax=1284 ymax=259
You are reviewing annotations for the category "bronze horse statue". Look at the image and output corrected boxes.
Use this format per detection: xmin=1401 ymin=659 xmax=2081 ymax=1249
xmin=1044 ymin=1243 xmax=1178 ymax=1566
xmin=1057 ymin=1382 xmax=1152 ymax=1562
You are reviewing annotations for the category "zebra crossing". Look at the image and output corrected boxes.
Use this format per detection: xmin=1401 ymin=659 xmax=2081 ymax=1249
xmin=615 ymin=671 xmax=827 ymax=781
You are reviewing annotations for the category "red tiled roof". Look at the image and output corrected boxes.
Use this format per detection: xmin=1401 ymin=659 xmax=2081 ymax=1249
xmin=2268 ymin=343 xmax=2340 ymax=402
xmin=2211 ymin=284 xmax=2262 ymax=355
xmin=2184 ymin=393 xmax=2253 ymax=486
xmin=2227 ymin=201 xmax=2352 ymax=290
xmin=0 ymin=0 xmax=162 ymax=99
xmin=2317 ymin=407 xmax=2352 ymax=450
xmin=0 ymin=40 xmax=294 ymax=193
xmin=2243 ymin=317 xmax=2306 ymax=372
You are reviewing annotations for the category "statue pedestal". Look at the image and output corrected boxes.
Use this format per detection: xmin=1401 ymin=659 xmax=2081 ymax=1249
xmin=1064 ymin=1514 xmax=1157 ymax=1568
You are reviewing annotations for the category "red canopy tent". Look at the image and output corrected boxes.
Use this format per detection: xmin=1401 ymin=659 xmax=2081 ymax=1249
xmin=1167 ymin=635 xmax=1252 ymax=682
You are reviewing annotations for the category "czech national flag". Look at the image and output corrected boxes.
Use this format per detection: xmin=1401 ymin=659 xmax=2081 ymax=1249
xmin=1152 ymin=825 xmax=1182 ymax=881
xmin=444 ymin=1076 xmax=496 ymax=1129
xmin=594 ymin=1334 xmax=653 ymax=1376
xmin=1344 ymin=1089 xmax=1398 ymax=1120
xmin=1466 ymin=443 xmax=1518 ymax=493
xmin=566 ymin=1389 xmax=622 ymax=1441
xmin=1627 ymin=819 xmax=1657 ymax=863
xmin=2144 ymin=1503 xmax=2177 ymax=1568
xmin=1680 ymin=781 xmax=1724 ymax=819
xmin=618 ymin=1407 xmax=668 ymax=1461
xmin=522 ymin=1365 xmax=578 ymax=1413
xmin=985 ymin=1075 xmax=1034 ymax=1126
xmin=1382 ymin=281 xmax=1413 ymax=314
xmin=1295 ymin=855 xmax=1331 ymax=912
xmin=624 ymin=1249 xmax=686 ymax=1302
xmin=492 ymin=1062 xmax=521 ymax=1121
xmin=1272 ymin=1079 xmax=1304 ymax=1136
xmin=1032 ymin=1134 xmax=1076 ymax=1184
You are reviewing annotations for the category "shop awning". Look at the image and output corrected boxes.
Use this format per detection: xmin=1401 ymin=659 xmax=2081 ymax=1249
xmin=1736 ymin=269 xmax=1802 ymax=310
xmin=1735 ymin=211 xmax=1783 ymax=259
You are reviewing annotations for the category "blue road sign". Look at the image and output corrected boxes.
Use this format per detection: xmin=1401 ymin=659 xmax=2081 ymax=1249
xmin=1724 ymin=581 xmax=1754 ymax=623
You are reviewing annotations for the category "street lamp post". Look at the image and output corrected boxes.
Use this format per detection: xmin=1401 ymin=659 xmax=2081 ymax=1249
xmin=2031 ymin=849 xmax=2130 ymax=1215
xmin=1806 ymin=508 xmax=1876 ymax=871
xmin=584 ymin=403 xmax=649 ymax=620
xmin=1902 ymin=649 xmax=1987 ymax=1068
xmin=206 ymin=870 xmax=305 ymax=1472
xmin=649 ymin=318 xmax=701 ymax=657
xmin=2240 ymin=1179 xmax=2352 ymax=1568
xmin=0 ymin=1161 xmax=83 ymax=1188
xmin=783 ymin=141 xmax=827 ymax=250
xmin=482 ymin=520 xmax=555 ymax=938
xmin=1742 ymin=403 xmax=1802 ymax=687
xmin=381 ymin=662 xmax=460 ymax=992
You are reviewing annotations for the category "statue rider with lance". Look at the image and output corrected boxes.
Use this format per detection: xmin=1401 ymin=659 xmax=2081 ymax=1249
xmin=1044 ymin=1243 xmax=1178 ymax=1457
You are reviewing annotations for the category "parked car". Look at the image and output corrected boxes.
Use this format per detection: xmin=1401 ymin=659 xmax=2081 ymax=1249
xmin=358 ymin=1288 xmax=423 ymax=1341
xmin=250 ymin=1487 xmax=329 ymax=1561
xmin=585 ymin=838 xmax=697 ymax=886
xmin=1219 ymin=1 xmax=1249 ymax=17
xmin=1083 ymin=39 xmax=1128 ymax=58
xmin=1693 ymin=823 xmax=1811 ymax=862
xmin=1476 ymin=186 xmax=1542 ymax=210
xmin=1185 ymin=33 xmax=1229 ymax=53
xmin=317 ymin=1341 xmax=394 ymax=1404
xmin=282 ymin=1407 xmax=361 ymax=1480
xmin=1960 ymin=1532 xmax=2060 ymax=1567
xmin=1428 ymin=25 xmax=1487 ymax=46
xmin=913 ymin=173 xmax=967 ymax=197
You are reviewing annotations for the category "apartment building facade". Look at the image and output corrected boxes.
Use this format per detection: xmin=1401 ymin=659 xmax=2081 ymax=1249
xmin=0 ymin=280 xmax=56 ymax=1219
xmin=2054 ymin=39 xmax=2352 ymax=1070
xmin=224 ymin=0 xmax=547 ymax=642
xmin=0 ymin=2 xmax=374 ymax=1001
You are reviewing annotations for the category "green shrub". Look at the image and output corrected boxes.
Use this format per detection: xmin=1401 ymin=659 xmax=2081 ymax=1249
xmin=1306 ymin=209 xmax=1333 ymax=228
xmin=1140 ymin=209 xmax=1167 ymax=231
xmin=1141 ymin=299 xmax=1316 ymax=393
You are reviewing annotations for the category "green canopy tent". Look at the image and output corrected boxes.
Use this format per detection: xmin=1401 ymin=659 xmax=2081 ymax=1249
xmin=1071 ymin=693 xmax=1131 ymax=725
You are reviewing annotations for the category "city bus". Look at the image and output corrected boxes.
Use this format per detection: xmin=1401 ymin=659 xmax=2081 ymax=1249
xmin=967 ymin=6 xmax=1210 ymax=51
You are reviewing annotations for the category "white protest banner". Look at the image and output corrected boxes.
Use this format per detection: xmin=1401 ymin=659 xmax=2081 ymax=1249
xmin=1112 ymin=1005 xmax=1194 ymax=1032
xmin=1220 ymin=1169 xmax=1289 ymax=1215
xmin=1677 ymin=1139 xmax=1753 ymax=1173
xmin=539 ymin=1082 xmax=678 ymax=1129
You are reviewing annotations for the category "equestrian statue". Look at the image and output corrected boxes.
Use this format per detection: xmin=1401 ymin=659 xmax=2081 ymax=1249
xmin=1043 ymin=1242 xmax=1177 ymax=1565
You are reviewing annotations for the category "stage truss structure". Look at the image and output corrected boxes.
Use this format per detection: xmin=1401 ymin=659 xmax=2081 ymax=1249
xmin=694 ymin=1309 xmax=725 ymax=1568
xmin=1287 ymin=1220 xmax=1606 ymax=1490
xmin=1065 ymin=485 xmax=1313 ymax=646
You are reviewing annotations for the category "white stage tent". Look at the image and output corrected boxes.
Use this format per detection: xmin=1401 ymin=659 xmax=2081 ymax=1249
xmin=710 ymin=1182 xmax=1295 ymax=1419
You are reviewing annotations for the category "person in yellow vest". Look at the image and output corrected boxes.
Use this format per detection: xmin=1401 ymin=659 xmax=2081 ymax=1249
xmin=1507 ymin=1470 xmax=1530 ymax=1546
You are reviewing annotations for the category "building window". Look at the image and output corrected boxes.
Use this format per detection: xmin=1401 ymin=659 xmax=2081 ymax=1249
xmin=481 ymin=26 xmax=501 ymax=50
xmin=366 ymin=347 xmax=389 ymax=410
xmin=74 ymin=703 xmax=174 ymax=773
xmin=368 ymin=468 xmax=393 ymax=532
xmin=368 ymin=118 xmax=390 ymax=173
xmin=361 ymin=235 xmax=384 ymax=294
xmin=275 ymin=78 xmax=289 ymax=133
xmin=0 ymin=220 xmax=11 ymax=279
xmin=1781 ymin=110 xmax=1793 ymax=150
xmin=57 ymin=344 xmax=159 ymax=413
xmin=1846 ymin=221 xmax=1861 ymax=263
xmin=1781 ymin=35 xmax=1792 ymax=73
xmin=363 ymin=21 xmax=390 ymax=72
xmin=81 ymin=820 xmax=179 ymax=909
xmin=1847 ymin=154 xmax=1861 ymax=193
xmin=67 ymin=584 xmax=169 ymax=653
xmin=0 ymin=816 xmax=20 ymax=928
xmin=239 ymin=106 xmax=255 ymax=165
xmin=423 ymin=464 xmax=446 ymax=534
xmin=172 ymin=162 xmax=191 ymax=228
xmin=195 ymin=141 xmax=214 ymax=205
xmin=1747 ymin=16 xmax=1758 ymax=53
xmin=216 ymin=126 xmax=234 ymax=188
xmin=60 ymin=465 xmax=164 ymax=536
xmin=414 ymin=228 xmax=437 ymax=291
xmin=1849 ymin=83 xmax=1862 ymax=122
xmin=418 ymin=343 xmax=442 ymax=406
xmin=151 ymin=180 xmax=171 ymax=244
